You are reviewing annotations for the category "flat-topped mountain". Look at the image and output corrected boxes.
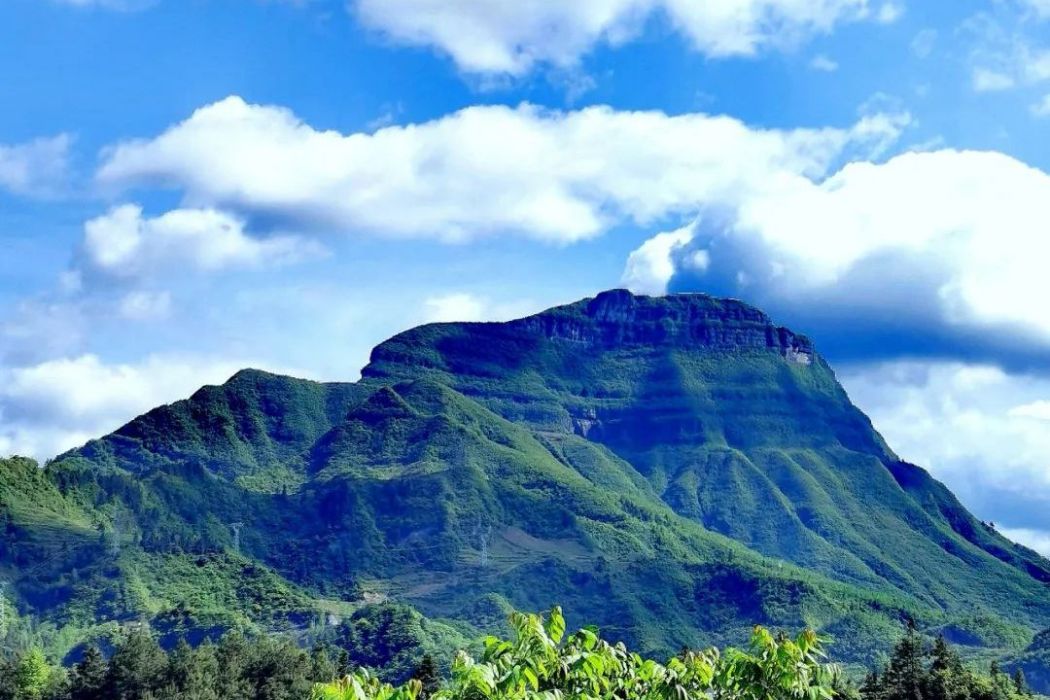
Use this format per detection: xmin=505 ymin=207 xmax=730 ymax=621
xmin=2 ymin=290 xmax=1049 ymax=676
xmin=380 ymin=289 xmax=817 ymax=353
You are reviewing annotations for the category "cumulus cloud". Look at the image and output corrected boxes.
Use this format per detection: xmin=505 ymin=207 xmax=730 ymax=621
xmin=842 ymin=361 xmax=1050 ymax=533
xmin=1009 ymin=400 xmax=1050 ymax=421
xmin=621 ymin=222 xmax=699 ymax=295
xmin=351 ymin=0 xmax=885 ymax=75
xmin=0 ymin=135 xmax=71 ymax=197
xmin=97 ymin=96 xmax=906 ymax=244
xmin=624 ymin=148 xmax=1050 ymax=370
xmin=0 ymin=354 xmax=250 ymax=459
xmin=79 ymin=204 xmax=321 ymax=278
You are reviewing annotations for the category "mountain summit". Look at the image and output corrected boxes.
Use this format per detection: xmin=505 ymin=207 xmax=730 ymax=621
xmin=3 ymin=290 xmax=1049 ymax=668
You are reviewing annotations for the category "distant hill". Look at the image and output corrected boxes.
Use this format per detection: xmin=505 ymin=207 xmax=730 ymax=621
xmin=2 ymin=290 xmax=1049 ymax=679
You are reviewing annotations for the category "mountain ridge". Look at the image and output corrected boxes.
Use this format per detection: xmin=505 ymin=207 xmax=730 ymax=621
xmin=3 ymin=289 xmax=1049 ymax=677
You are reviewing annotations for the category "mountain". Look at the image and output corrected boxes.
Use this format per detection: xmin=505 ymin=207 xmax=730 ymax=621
xmin=2 ymin=290 xmax=1049 ymax=676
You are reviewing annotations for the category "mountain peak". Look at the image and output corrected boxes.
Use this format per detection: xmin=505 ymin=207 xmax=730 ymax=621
xmin=367 ymin=289 xmax=815 ymax=375
xmin=516 ymin=289 xmax=815 ymax=359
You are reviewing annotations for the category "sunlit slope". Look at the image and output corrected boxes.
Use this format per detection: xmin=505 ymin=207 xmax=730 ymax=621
xmin=3 ymin=289 xmax=1048 ymax=665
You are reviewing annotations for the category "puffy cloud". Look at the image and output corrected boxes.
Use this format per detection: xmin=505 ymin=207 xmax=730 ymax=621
xmin=79 ymin=204 xmax=321 ymax=278
xmin=842 ymin=361 xmax=1050 ymax=533
xmin=0 ymin=354 xmax=250 ymax=459
xmin=1009 ymin=400 xmax=1050 ymax=421
xmin=352 ymin=0 xmax=883 ymax=75
xmin=621 ymin=222 xmax=700 ymax=295
xmin=625 ymin=148 xmax=1050 ymax=370
xmin=97 ymin=96 xmax=906 ymax=245
xmin=0 ymin=135 xmax=71 ymax=197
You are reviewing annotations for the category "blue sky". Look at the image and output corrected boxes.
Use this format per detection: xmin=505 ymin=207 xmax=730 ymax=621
xmin=3 ymin=0 xmax=1050 ymax=551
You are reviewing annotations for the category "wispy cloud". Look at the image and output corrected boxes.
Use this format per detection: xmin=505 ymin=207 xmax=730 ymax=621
xmin=0 ymin=134 xmax=72 ymax=197
xmin=352 ymin=0 xmax=879 ymax=76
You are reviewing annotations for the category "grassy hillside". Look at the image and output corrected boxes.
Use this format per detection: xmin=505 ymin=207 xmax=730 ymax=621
xmin=2 ymin=290 xmax=1048 ymax=680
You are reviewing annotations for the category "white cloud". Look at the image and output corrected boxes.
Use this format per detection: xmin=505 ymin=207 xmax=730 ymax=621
xmin=972 ymin=67 xmax=1016 ymax=91
xmin=967 ymin=14 xmax=1050 ymax=93
xmin=809 ymin=54 xmax=839 ymax=72
xmin=352 ymin=0 xmax=879 ymax=75
xmin=118 ymin=290 xmax=172 ymax=321
xmin=0 ymin=135 xmax=71 ymax=197
xmin=624 ymin=148 xmax=1050 ymax=355
xmin=422 ymin=293 xmax=541 ymax=324
xmin=97 ymin=96 xmax=906 ymax=245
xmin=80 ymin=204 xmax=320 ymax=278
xmin=999 ymin=527 xmax=1050 ymax=557
xmin=1009 ymin=399 xmax=1050 ymax=421
xmin=423 ymin=293 xmax=488 ymax=323
xmin=0 ymin=354 xmax=249 ymax=460
xmin=875 ymin=2 xmax=903 ymax=24
xmin=842 ymin=361 xmax=1050 ymax=527
xmin=621 ymin=222 xmax=698 ymax=295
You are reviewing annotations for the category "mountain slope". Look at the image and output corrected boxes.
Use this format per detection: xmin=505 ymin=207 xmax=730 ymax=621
xmin=362 ymin=290 xmax=1050 ymax=610
xmin=2 ymin=290 xmax=1048 ymax=669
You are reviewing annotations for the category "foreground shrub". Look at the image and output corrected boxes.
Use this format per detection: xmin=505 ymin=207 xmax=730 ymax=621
xmin=312 ymin=607 xmax=837 ymax=700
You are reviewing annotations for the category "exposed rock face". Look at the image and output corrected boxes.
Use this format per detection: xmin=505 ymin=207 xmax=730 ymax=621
xmin=519 ymin=289 xmax=814 ymax=355
xmin=369 ymin=290 xmax=814 ymax=368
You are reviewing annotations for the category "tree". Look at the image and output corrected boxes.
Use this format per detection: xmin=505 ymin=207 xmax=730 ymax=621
xmin=0 ymin=658 xmax=18 ymax=700
xmin=1011 ymin=669 xmax=1028 ymax=696
xmin=410 ymin=654 xmax=440 ymax=700
xmin=310 ymin=644 xmax=337 ymax=686
xmin=882 ymin=627 xmax=926 ymax=700
xmin=69 ymin=645 xmax=107 ymax=700
xmin=242 ymin=636 xmax=313 ymax=700
xmin=859 ymin=631 xmax=1028 ymax=700
xmin=105 ymin=627 xmax=167 ymax=700
xmin=158 ymin=638 xmax=219 ymax=700
xmin=14 ymin=649 xmax=51 ymax=700
xmin=860 ymin=672 xmax=883 ymax=700
xmin=924 ymin=636 xmax=971 ymax=700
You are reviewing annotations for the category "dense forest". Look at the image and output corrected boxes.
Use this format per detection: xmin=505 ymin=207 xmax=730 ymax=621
xmin=0 ymin=607 xmax=1037 ymax=700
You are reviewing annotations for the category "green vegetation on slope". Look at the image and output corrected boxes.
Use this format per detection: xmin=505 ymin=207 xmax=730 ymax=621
xmin=2 ymin=290 xmax=1049 ymax=682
